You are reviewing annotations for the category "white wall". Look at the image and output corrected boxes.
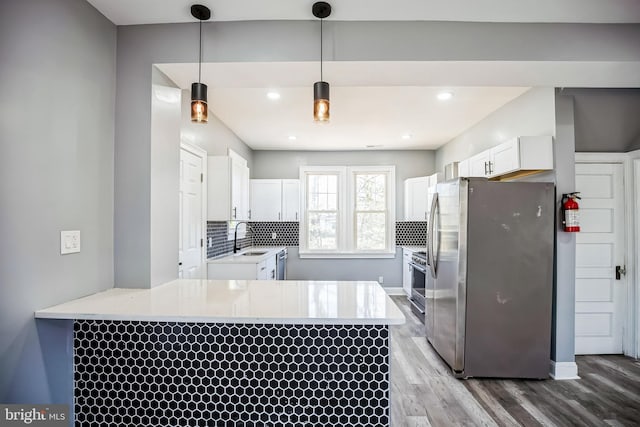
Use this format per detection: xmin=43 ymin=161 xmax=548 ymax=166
xmin=180 ymin=89 xmax=253 ymax=168
xmin=0 ymin=0 xmax=116 ymax=403
xmin=434 ymin=87 xmax=581 ymax=366
xmin=435 ymin=88 xmax=556 ymax=169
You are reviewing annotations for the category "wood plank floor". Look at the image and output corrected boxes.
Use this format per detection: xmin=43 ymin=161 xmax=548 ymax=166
xmin=389 ymin=296 xmax=640 ymax=427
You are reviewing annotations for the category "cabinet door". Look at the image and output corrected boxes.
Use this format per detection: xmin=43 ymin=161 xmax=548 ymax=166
xmin=402 ymin=248 xmax=413 ymax=296
xmin=468 ymin=151 xmax=492 ymax=177
xmin=250 ymin=180 xmax=282 ymax=221
xmin=404 ymin=177 xmax=429 ymax=221
xmin=256 ymin=260 xmax=268 ymax=279
xmin=282 ymin=179 xmax=300 ymax=221
xmin=265 ymin=255 xmax=277 ymax=280
xmin=231 ymin=160 xmax=250 ymax=220
xmin=458 ymin=159 xmax=470 ymax=178
xmin=490 ymin=138 xmax=519 ymax=177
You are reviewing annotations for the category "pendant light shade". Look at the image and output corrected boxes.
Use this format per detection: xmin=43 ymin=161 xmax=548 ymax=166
xmin=191 ymin=82 xmax=208 ymax=123
xmin=313 ymin=81 xmax=330 ymax=122
xmin=190 ymin=4 xmax=211 ymax=123
xmin=312 ymin=2 xmax=331 ymax=122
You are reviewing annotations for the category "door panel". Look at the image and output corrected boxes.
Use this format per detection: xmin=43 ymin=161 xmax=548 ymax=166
xmin=180 ymin=148 xmax=204 ymax=279
xmin=574 ymin=162 xmax=625 ymax=355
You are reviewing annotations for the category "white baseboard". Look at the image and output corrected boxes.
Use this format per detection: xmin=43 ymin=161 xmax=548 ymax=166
xmin=383 ymin=287 xmax=406 ymax=296
xmin=549 ymin=361 xmax=580 ymax=380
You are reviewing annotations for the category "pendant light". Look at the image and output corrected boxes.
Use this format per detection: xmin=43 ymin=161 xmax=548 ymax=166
xmin=312 ymin=2 xmax=331 ymax=122
xmin=190 ymin=4 xmax=211 ymax=123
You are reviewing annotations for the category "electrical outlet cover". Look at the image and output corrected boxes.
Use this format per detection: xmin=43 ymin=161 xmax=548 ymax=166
xmin=61 ymin=230 xmax=81 ymax=255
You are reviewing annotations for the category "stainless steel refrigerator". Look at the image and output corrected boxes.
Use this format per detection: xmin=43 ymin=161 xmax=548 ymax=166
xmin=426 ymin=178 xmax=554 ymax=379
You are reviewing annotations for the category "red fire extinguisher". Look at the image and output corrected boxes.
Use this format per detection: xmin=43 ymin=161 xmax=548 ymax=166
xmin=561 ymin=192 xmax=581 ymax=232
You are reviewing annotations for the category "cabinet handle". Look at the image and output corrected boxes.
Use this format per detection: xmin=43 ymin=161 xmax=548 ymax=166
xmin=296 ymin=212 xmax=298 ymax=221
xmin=248 ymin=209 xmax=251 ymax=219
xmin=488 ymin=161 xmax=494 ymax=174
xmin=278 ymin=212 xmax=281 ymax=220
xmin=484 ymin=161 xmax=489 ymax=175
xmin=233 ymin=207 xmax=237 ymax=219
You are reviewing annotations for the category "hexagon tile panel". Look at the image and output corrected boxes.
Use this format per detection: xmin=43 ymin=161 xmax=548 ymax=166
xmin=74 ymin=320 xmax=390 ymax=426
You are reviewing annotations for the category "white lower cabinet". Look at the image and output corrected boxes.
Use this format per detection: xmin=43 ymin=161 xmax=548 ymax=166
xmin=402 ymin=248 xmax=414 ymax=296
xmin=256 ymin=256 xmax=277 ymax=280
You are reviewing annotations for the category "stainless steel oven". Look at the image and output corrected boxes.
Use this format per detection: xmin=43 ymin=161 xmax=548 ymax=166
xmin=409 ymin=251 xmax=427 ymax=322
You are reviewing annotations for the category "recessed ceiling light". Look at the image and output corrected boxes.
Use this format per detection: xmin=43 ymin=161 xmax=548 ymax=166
xmin=437 ymin=91 xmax=453 ymax=101
xmin=267 ymin=91 xmax=281 ymax=100
xmin=366 ymin=144 xmax=383 ymax=148
xmin=288 ymin=135 xmax=297 ymax=141
xmin=401 ymin=134 xmax=412 ymax=140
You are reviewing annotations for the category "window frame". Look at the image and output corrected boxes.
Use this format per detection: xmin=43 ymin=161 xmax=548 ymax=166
xmin=299 ymin=165 xmax=396 ymax=258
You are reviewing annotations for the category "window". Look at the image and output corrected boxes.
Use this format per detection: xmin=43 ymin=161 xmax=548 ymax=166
xmin=300 ymin=166 xmax=395 ymax=257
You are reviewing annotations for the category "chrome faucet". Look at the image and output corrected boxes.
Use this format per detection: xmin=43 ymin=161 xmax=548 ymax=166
xmin=233 ymin=221 xmax=252 ymax=253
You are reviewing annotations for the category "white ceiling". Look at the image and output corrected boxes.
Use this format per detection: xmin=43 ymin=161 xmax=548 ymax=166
xmin=99 ymin=1 xmax=640 ymax=151
xmin=88 ymin=0 xmax=640 ymax=25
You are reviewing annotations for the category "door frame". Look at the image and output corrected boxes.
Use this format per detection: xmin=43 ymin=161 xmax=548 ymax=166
xmin=575 ymin=152 xmax=637 ymax=357
xmin=180 ymin=141 xmax=208 ymax=266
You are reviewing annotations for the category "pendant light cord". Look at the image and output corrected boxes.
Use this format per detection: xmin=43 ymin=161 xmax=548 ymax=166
xmin=198 ymin=19 xmax=202 ymax=84
xmin=320 ymin=18 xmax=323 ymax=82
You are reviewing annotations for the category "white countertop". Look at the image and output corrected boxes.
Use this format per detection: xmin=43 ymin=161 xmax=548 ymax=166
xmin=208 ymin=246 xmax=286 ymax=264
xmin=35 ymin=279 xmax=405 ymax=325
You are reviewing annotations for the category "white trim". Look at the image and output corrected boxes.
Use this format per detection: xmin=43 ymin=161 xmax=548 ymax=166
xmin=298 ymin=252 xmax=396 ymax=259
xmin=383 ymin=287 xmax=405 ymax=296
xmin=575 ymin=152 xmax=637 ymax=358
xmin=549 ymin=361 xmax=580 ymax=380
xmin=180 ymin=142 xmax=208 ymax=267
xmin=634 ymin=157 xmax=640 ymax=358
xmin=299 ymin=165 xmax=396 ymax=255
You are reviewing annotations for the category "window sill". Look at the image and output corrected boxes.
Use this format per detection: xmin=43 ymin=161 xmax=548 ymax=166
xmin=298 ymin=251 xmax=396 ymax=259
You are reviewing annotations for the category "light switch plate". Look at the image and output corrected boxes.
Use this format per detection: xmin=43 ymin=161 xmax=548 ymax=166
xmin=61 ymin=230 xmax=81 ymax=254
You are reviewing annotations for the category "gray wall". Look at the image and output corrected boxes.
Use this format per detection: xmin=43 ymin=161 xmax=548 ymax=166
xmin=114 ymin=20 xmax=640 ymax=289
xmin=562 ymin=88 xmax=640 ymax=152
xmin=435 ymin=88 xmax=557 ymax=169
xmin=252 ymin=150 xmax=434 ymax=286
xmin=0 ymin=0 xmax=116 ymax=405
xmin=552 ymin=91 xmax=578 ymax=364
xmin=252 ymin=150 xmax=435 ymax=217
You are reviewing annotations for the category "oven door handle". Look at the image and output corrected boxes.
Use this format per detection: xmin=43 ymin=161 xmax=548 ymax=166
xmin=409 ymin=298 xmax=425 ymax=314
xmin=410 ymin=263 xmax=427 ymax=274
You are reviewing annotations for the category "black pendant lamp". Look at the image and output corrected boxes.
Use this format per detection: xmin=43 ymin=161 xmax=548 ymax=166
xmin=191 ymin=4 xmax=211 ymax=123
xmin=312 ymin=2 xmax=331 ymax=122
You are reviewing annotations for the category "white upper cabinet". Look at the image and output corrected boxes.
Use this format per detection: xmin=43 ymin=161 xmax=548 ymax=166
xmin=404 ymin=173 xmax=441 ymax=221
xmin=250 ymin=179 xmax=282 ymax=221
xmin=250 ymin=179 xmax=300 ymax=221
xmin=281 ymin=179 xmax=301 ymax=221
xmin=404 ymin=176 xmax=429 ymax=221
xmin=458 ymin=136 xmax=553 ymax=180
xmin=468 ymin=150 xmax=493 ymax=178
xmin=208 ymin=154 xmax=250 ymax=221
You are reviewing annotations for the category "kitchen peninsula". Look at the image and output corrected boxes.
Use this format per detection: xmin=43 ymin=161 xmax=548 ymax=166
xmin=36 ymin=279 xmax=404 ymax=426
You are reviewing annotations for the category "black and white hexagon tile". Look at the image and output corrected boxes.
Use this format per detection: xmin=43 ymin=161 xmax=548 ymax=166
xmin=74 ymin=320 xmax=390 ymax=426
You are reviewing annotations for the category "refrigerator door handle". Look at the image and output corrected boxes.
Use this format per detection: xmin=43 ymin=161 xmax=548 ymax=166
xmin=428 ymin=192 xmax=438 ymax=279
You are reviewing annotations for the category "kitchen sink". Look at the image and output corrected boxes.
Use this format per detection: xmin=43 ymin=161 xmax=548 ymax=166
xmin=240 ymin=250 xmax=268 ymax=256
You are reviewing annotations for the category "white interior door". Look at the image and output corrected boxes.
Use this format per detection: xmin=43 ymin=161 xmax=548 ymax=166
xmin=179 ymin=148 xmax=204 ymax=279
xmin=575 ymin=162 xmax=625 ymax=354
